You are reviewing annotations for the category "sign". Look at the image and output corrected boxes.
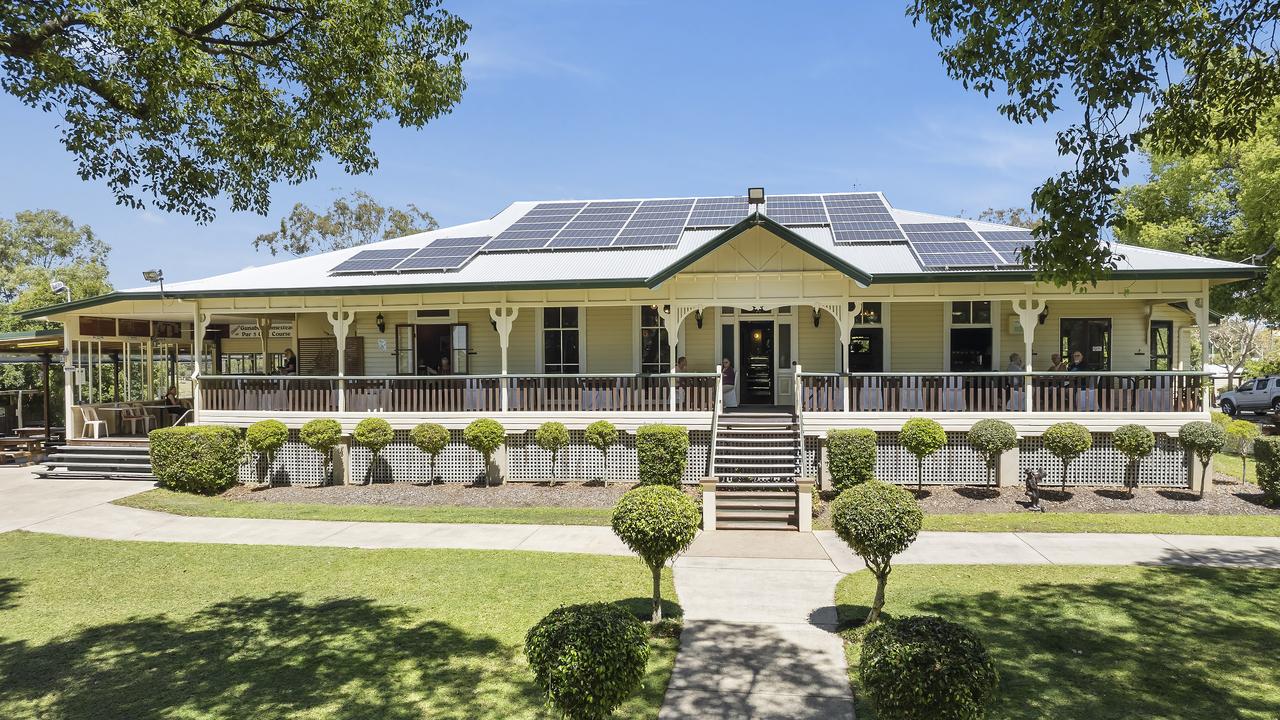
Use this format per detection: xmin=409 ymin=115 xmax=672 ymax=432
xmin=230 ymin=321 xmax=294 ymax=339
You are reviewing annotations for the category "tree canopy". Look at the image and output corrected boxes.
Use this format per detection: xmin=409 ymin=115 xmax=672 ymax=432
xmin=0 ymin=209 xmax=111 ymax=331
xmin=253 ymin=190 xmax=439 ymax=256
xmin=910 ymin=1 xmax=1280 ymax=286
xmin=0 ymin=1 xmax=468 ymax=222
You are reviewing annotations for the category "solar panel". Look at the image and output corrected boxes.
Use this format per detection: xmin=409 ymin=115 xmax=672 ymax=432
xmin=614 ymin=198 xmax=694 ymax=247
xmin=546 ymin=201 xmax=640 ymax=249
xmin=978 ymin=230 xmax=1035 ymax=264
xmin=822 ymin=193 xmax=905 ymax=243
xmin=491 ymin=202 xmax=586 ymax=245
xmin=902 ymin=223 xmax=1002 ymax=269
xmin=765 ymin=195 xmax=829 ymax=225
xmin=329 ymin=247 xmax=417 ymax=273
xmin=687 ymin=197 xmax=751 ymax=228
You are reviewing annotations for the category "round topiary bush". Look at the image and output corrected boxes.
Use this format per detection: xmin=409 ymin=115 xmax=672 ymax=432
xmin=409 ymin=422 xmax=450 ymax=484
xmin=524 ymin=602 xmax=650 ymax=720
xmin=900 ymin=418 xmax=946 ymax=490
xmin=245 ymin=419 xmax=288 ymax=486
xmin=611 ymin=485 xmax=700 ymax=623
xmin=584 ymin=420 xmax=619 ymax=484
xmin=464 ymin=418 xmax=506 ymax=485
xmin=1043 ymin=421 xmax=1092 ymax=491
xmin=535 ymin=421 xmax=570 ymax=483
xmin=966 ymin=419 xmax=1017 ymax=488
xmin=635 ymin=424 xmax=689 ymax=487
xmin=860 ymin=615 xmax=999 ymax=720
xmin=830 ymin=481 xmax=923 ymax=623
xmin=352 ymin=417 xmax=395 ymax=485
xmin=299 ymin=418 xmax=342 ymax=483
xmin=827 ymin=428 xmax=877 ymax=491
xmin=1179 ymin=420 xmax=1226 ymax=497
xmin=1113 ymin=424 xmax=1155 ymax=496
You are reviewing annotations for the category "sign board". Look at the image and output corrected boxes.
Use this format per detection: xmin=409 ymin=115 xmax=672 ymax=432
xmin=230 ymin=321 xmax=294 ymax=339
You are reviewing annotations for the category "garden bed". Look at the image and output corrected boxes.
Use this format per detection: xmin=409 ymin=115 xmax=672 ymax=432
xmin=224 ymin=481 xmax=644 ymax=509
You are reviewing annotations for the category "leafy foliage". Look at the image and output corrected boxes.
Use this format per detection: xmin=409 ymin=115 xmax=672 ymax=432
xmin=909 ymin=0 xmax=1280 ymax=286
xmin=860 ymin=615 xmax=999 ymax=720
xmin=409 ymin=422 xmax=449 ymax=483
xmin=585 ymin=420 xmax=619 ymax=482
xmin=1253 ymin=436 xmax=1280 ymax=506
xmin=524 ymin=603 xmax=651 ymax=720
xmin=966 ymin=419 xmax=1017 ymax=487
xmin=830 ymin=481 xmax=923 ymax=623
xmin=1226 ymin=419 xmax=1262 ymax=487
xmin=827 ymin=428 xmax=878 ymax=491
xmin=1043 ymin=422 xmax=1093 ymax=489
xmin=299 ymin=418 xmax=342 ymax=482
xmin=245 ymin=419 xmax=289 ymax=456
xmin=253 ymin=190 xmax=438 ymax=256
xmin=611 ymin=485 xmax=699 ymax=623
xmin=635 ymin=424 xmax=689 ymax=487
xmin=900 ymin=418 xmax=946 ymax=489
xmin=149 ymin=425 xmax=244 ymax=495
xmin=1180 ymin=421 xmax=1227 ymax=495
xmin=0 ymin=1 xmax=469 ymax=221
xmin=1113 ymin=424 xmax=1155 ymax=495
xmin=353 ymin=417 xmax=394 ymax=453
xmin=534 ymin=421 xmax=570 ymax=480
xmin=464 ymin=418 xmax=505 ymax=484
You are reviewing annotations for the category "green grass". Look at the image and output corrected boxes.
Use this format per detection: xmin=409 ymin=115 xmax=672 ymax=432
xmin=836 ymin=565 xmax=1280 ymax=719
xmin=0 ymin=532 xmax=678 ymax=719
xmin=919 ymin=512 xmax=1280 ymax=535
xmin=1215 ymin=451 xmax=1257 ymax=484
xmin=115 ymin=488 xmax=617 ymax=526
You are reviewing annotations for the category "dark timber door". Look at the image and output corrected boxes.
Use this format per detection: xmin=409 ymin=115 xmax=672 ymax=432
xmin=848 ymin=328 xmax=884 ymax=373
xmin=739 ymin=321 xmax=774 ymax=404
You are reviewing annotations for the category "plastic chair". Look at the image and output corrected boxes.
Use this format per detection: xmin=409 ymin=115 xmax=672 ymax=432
xmin=123 ymin=403 xmax=155 ymax=435
xmin=80 ymin=406 xmax=108 ymax=439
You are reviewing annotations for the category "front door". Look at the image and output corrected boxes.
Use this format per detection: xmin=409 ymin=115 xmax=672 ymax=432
xmin=848 ymin=328 xmax=884 ymax=373
xmin=739 ymin=321 xmax=774 ymax=404
xmin=1060 ymin=318 xmax=1112 ymax=370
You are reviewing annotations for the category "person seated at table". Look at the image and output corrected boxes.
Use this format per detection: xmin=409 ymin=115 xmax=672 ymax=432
xmin=278 ymin=348 xmax=297 ymax=375
xmin=161 ymin=386 xmax=187 ymax=424
xmin=1047 ymin=353 xmax=1066 ymax=371
xmin=720 ymin=357 xmax=738 ymax=408
xmin=1067 ymin=350 xmax=1089 ymax=371
xmin=1006 ymin=353 xmax=1024 ymax=372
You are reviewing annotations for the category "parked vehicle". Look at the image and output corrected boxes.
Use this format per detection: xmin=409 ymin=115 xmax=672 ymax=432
xmin=1218 ymin=376 xmax=1280 ymax=416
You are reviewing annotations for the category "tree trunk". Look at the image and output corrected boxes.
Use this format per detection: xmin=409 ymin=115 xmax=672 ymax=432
xmin=1062 ymin=460 xmax=1069 ymax=492
xmin=602 ymin=448 xmax=608 ymax=487
xmin=866 ymin=572 xmax=887 ymax=624
xmin=651 ymin=565 xmax=663 ymax=624
xmin=916 ymin=457 xmax=923 ymax=491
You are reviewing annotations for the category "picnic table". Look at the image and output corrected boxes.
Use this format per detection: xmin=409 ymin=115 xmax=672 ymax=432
xmin=0 ymin=436 xmax=41 ymax=465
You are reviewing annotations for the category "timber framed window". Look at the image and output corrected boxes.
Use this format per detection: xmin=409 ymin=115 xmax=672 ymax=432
xmin=543 ymin=307 xmax=580 ymax=374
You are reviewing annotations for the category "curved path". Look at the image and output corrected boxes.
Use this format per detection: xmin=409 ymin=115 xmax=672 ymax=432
xmin=6 ymin=467 xmax=1280 ymax=720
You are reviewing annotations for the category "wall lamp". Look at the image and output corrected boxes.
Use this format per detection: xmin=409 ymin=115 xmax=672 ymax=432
xmin=375 ymin=313 xmax=386 ymax=333
xmin=813 ymin=307 xmax=822 ymax=328
xmin=694 ymin=309 xmax=704 ymax=329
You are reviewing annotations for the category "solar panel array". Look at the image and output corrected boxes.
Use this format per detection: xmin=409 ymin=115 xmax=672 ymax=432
xmin=687 ymin=197 xmax=751 ymax=228
xmin=330 ymin=237 xmax=490 ymax=274
xmin=901 ymin=223 xmax=1004 ymax=269
xmin=977 ymin=229 xmax=1034 ymax=265
xmin=822 ymin=193 xmax=905 ymax=243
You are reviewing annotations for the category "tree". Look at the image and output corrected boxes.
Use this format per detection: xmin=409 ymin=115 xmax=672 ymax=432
xmin=1113 ymin=424 xmax=1155 ymax=498
xmin=899 ymin=418 xmax=946 ymax=491
xmin=524 ymin=603 xmax=650 ymax=720
xmin=463 ymin=418 xmax=505 ymax=486
xmin=1180 ymin=420 xmax=1226 ymax=497
xmin=1043 ymin=422 xmax=1092 ymax=492
xmin=534 ymin=421 xmax=570 ymax=484
xmin=0 ymin=2 xmax=468 ymax=222
xmin=611 ymin=485 xmax=699 ymax=624
xmin=584 ymin=420 xmax=619 ymax=485
xmin=966 ymin=419 xmax=1017 ymax=489
xmin=971 ymin=207 xmax=1040 ymax=229
xmin=409 ymin=422 xmax=450 ymax=484
xmin=299 ymin=418 xmax=342 ymax=484
xmin=1209 ymin=316 xmax=1271 ymax=387
xmin=830 ymin=481 xmax=924 ymax=624
xmin=1225 ymin=419 xmax=1261 ymax=483
xmin=245 ymin=419 xmax=288 ymax=487
xmin=253 ymin=190 xmax=439 ymax=256
xmin=910 ymin=1 xmax=1280 ymax=286
xmin=353 ymin=417 xmax=395 ymax=485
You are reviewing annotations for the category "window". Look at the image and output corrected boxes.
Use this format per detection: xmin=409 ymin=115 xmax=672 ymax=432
xmin=1149 ymin=320 xmax=1173 ymax=370
xmin=543 ymin=307 xmax=580 ymax=374
xmin=1259 ymin=379 xmax=1271 ymax=390
xmin=850 ymin=302 xmax=883 ymax=325
xmin=1240 ymin=379 xmax=1256 ymax=392
xmin=220 ymin=352 xmax=285 ymax=374
xmin=1060 ymin=318 xmax=1112 ymax=370
xmin=395 ymin=325 xmax=414 ymax=375
xmin=778 ymin=323 xmax=792 ymax=369
xmin=950 ymin=302 xmax=992 ymax=371
xmin=640 ymin=305 xmax=669 ymax=373
xmin=951 ymin=301 xmax=991 ymax=325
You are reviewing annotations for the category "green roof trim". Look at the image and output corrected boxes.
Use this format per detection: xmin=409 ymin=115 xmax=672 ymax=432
xmin=0 ymin=328 xmax=62 ymax=342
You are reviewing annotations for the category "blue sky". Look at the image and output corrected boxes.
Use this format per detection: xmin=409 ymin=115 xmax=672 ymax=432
xmin=0 ymin=1 xmax=1079 ymax=288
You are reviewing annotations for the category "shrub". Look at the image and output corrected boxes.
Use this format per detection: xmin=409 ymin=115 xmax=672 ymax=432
xmin=584 ymin=420 xmax=619 ymax=484
xmin=524 ymin=603 xmax=650 ymax=720
xmin=1179 ymin=420 xmax=1226 ymax=496
xmin=1225 ymin=419 xmax=1261 ymax=481
xmin=409 ymin=423 xmax=450 ymax=484
xmin=611 ymin=485 xmax=700 ymax=622
xmin=860 ymin=616 xmax=999 ymax=720
xmin=830 ymin=481 xmax=923 ymax=623
xmin=149 ymin=425 xmax=245 ymax=495
xmin=1210 ymin=410 xmax=1231 ymax=428
xmin=535 ymin=421 xmax=571 ymax=483
xmin=244 ymin=419 xmax=288 ymax=486
xmin=1254 ymin=436 xmax=1280 ymax=506
xmin=899 ymin=418 xmax=946 ymax=490
xmin=966 ymin=420 xmax=1017 ymax=488
xmin=828 ymin=428 xmax=877 ymax=491
xmin=1043 ymin=422 xmax=1092 ymax=491
xmin=299 ymin=418 xmax=342 ymax=482
xmin=464 ymin=418 xmax=506 ymax=485
xmin=353 ymin=417 xmax=395 ymax=485
xmin=1113 ymin=424 xmax=1155 ymax=496
xmin=636 ymin=424 xmax=689 ymax=487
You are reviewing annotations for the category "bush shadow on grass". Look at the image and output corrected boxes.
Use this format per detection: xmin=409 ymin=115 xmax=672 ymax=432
xmin=615 ymin=596 xmax=683 ymax=623
xmin=954 ymin=487 xmax=1001 ymax=501
xmin=0 ymin=578 xmax=21 ymax=612
xmin=0 ymin=592 xmax=532 ymax=720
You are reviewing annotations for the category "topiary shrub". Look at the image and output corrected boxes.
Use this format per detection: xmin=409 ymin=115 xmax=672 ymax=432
xmin=1043 ymin=422 xmax=1092 ymax=491
xmin=899 ymin=418 xmax=946 ymax=490
xmin=149 ymin=425 xmax=245 ymax=495
xmin=1211 ymin=409 xmax=1231 ymax=429
xmin=635 ymin=424 xmax=689 ymax=487
xmin=966 ymin=420 xmax=1017 ymax=489
xmin=827 ymin=428 xmax=877 ymax=491
xmin=1179 ymin=420 xmax=1226 ymax=497
xmin=464 ymin=418 xmax=506 ymax=486
xmin=1113 ymin=424 xmax=1155 ymax=497
xmin=1254 ymin=436 xmax=1280 ymax=506
xmin=535 ymin=421 xmax=570 ymax=484
xmin=353 ymin=417 xmax=395 ymax=485
xmin=299 ymin=418 xmax=342 ymax=483
xmin=860 ymin=615 xmax=999 ymax=720
xmin=244 ymin=419 xmax=288 ymax=486
xmin=524 ymin=602 xmax=650 ymax=720
xmin=830 ymin=481 xmax=923 ymax=623
xmin=1225 ymin=419 xmax=1261 ymax=483
xmin=611 ymin=485 xmax=699 ymax=623
xmin=585 ymin=420 xmax=619 ymax=485
xmin=409 ymin=422 xmax=450 ymax=484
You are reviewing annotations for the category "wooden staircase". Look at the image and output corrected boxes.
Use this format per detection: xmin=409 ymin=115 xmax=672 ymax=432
xmin=709 ymin=410 xmax=803 ymax=530
xmin=37 ymin=442 xmax=154 ymax=481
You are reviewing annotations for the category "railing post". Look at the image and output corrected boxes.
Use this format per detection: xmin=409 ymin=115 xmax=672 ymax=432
xmin=327 ymin=309 xmax=354 ymax=414
xmin=842 ymin=374 xmax=851 ymax=413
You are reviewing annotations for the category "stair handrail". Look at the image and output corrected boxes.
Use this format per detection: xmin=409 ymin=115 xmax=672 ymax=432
xmin=707 ymin=373 xmax=723 ymax=477
xmin=793 ymin=363 xmax=806 ymax=480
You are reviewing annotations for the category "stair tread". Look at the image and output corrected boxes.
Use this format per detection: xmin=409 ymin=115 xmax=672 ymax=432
xmin=715 ymin=521 xmax=799 ymax=530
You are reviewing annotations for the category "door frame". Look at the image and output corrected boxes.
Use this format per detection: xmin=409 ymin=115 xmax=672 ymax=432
xmin=738 ymin=320 xmax=777 ymax=405
xmin=716 ymin=306 xmax=798 ymax=405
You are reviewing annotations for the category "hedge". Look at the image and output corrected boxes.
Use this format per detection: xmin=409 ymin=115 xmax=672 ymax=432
xmin=1254 ymin=436 xmax=1280 ymax=506
xmin=524 ymin=602 xmax=650 ymax=720
xmin=636 ymin=424 xmax=689 ymax=487
xmin=861 ymin=615 xmax=999 ymax=720
xmin=827 ymin=428 xmax=877 ymax=491
xmin=150 ymin=425 xmax=245 ymax=495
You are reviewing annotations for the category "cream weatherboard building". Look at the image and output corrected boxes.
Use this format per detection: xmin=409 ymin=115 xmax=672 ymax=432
xmin=27 ymin=191 xmax=1257 ymax=521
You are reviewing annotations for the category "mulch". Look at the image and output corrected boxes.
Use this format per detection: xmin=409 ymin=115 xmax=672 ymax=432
xmin=222 ymin=481 xmax=696 ymax=509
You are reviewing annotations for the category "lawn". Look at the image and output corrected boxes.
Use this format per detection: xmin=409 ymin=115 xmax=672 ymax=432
xmin=1215 ymin=451 xmax=1257 ymax=484
xmin=836 ymin=565 xmax=1280 ymax=719
xmin=919 ymin=512 xmax=1280 ymax=535
xmin=116 ymin=488 xmax=616 ymax=526
xmin=0 ymin=532 xmax=678 ymax=720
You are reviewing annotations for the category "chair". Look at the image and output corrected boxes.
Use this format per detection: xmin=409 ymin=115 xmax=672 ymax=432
xmin=80 ymin=406 xmax=108 ymax=439
xmin=122 ymin=403 xmax=155 ymax=435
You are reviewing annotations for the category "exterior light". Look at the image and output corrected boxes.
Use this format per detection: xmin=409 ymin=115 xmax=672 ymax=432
xmin=813 ymin=307 xmax=822 ymax=328
xmin=694 ymin=309 xmax=704 ymax=329
xmin=747 ymin=187 xmax=765 ymax=205
xmin=142 ymin=269 xmax=164 ymax=283
xmin=375 ymin=313 xmax=386 ymax=333
xmin=49 ymin=280 xmax=70 ymax=302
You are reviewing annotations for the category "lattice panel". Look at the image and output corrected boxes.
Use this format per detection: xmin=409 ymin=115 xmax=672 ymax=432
xmin=506 ymin=430 xmax=711 ymax=484
xmin=802 ymin=437 xmax=820 ymax=478
xmin=236 ymin=431 xmax=330 ymax=487
xmin=1020 ymin=433 xmax=1188 ymax=487
xmin=874 ymin=431 xmax=988 ymax=486
xmin=349 ymin=429 xmax=487 ymax=484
